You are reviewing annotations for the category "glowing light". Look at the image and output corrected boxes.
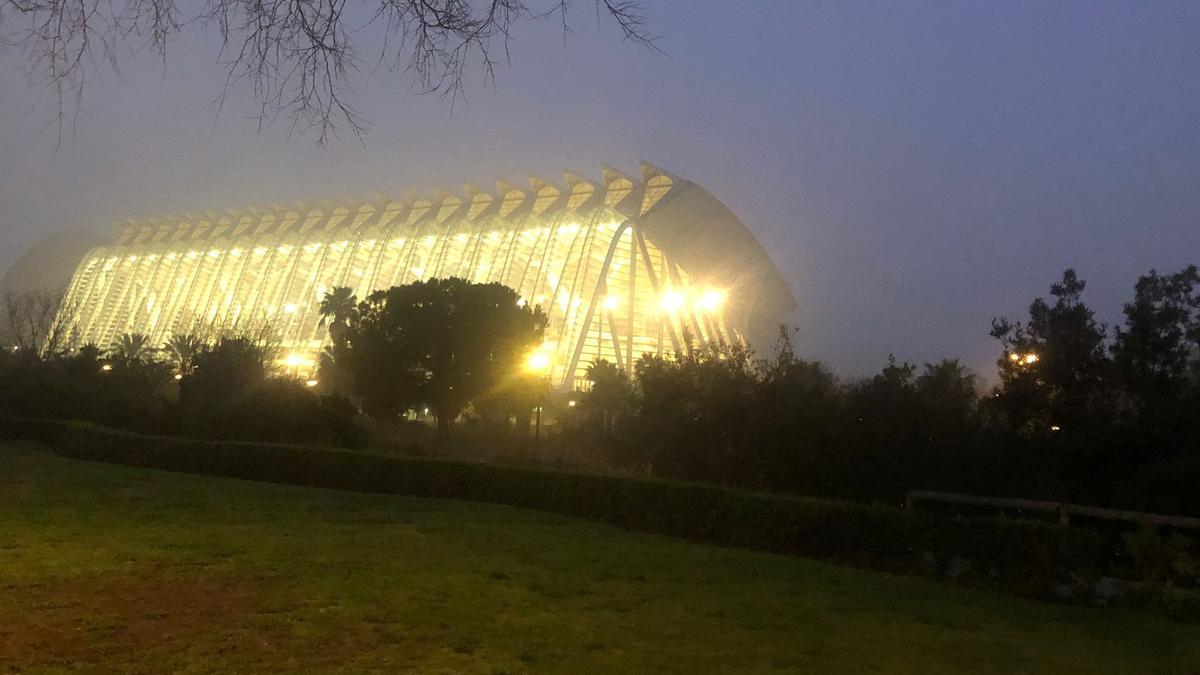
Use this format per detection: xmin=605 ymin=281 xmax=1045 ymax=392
xmin=284 ymin=352 xmax=307 ymax=368
xmin=696 ymin=289 xmax=726 ymax=312
xmin=526 ymin=350 xmax=551 ymax=373
xmin=174 ymin=373 xmax=183 ymax=381
xmin=283 ymin=303 xmax=299 ymax=314
xmin=568 ymin=399 xmax=577 ymax=407
xmin=101 ymin=364 xmax=113 ymax=372
xmin=603 ymin=295 xmax=620 ymax=311
xmin=1010 ymin=351 xmax=1039 ymax=365
xmin=1050 ymin=425 xmax=1061 ymax=432
xmin=516 ymin=298 xmax=527 ymax=308
xmin=305 ymin=379 xmax=319 ymax=388
xmin=660 ymin=290 xmax=685 ymax=313
xmin=230 ymin=248 xmax=243 ymax=257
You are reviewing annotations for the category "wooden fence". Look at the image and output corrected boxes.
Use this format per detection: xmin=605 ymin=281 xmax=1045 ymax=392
xmin=905 ymin=490 xmax=1200 ymax=530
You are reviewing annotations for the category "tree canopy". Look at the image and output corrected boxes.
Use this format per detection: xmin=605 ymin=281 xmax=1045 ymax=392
xmin=321 ymin=278 xmax=547 ymax=439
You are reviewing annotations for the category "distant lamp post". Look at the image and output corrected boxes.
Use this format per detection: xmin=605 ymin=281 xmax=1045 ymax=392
xmin=525 ymin=348 xmax=552 ymax=442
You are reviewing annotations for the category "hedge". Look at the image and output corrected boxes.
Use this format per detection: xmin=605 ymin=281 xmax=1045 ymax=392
xmin=0 ymin=416 xmax=1120 ymax=599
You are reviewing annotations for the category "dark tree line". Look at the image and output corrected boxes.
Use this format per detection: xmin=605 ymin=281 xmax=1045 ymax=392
xmin=0 ymin=313 xmax=363 ymax=447
xmin=572 ymin=266 xmax=1200 ymax=515
xmin=3 ymin=266 xmax=1199 ymax=516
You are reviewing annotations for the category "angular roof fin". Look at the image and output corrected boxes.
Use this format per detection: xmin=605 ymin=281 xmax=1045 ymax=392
xmin=564 ymin=171 xmax=601 ymax=212
xmin=638 ymin=160 xmax=677 ymax=215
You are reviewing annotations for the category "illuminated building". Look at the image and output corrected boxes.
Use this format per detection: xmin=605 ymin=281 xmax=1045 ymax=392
xmin=52 ymin=163 xmax=795 ymax=389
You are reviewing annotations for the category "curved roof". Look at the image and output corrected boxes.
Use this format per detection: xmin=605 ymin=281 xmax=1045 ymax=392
xmin=635 ymin=162 xmax=797 ymax=348
xmin=6 ymin=163 xmax=797 ymax=351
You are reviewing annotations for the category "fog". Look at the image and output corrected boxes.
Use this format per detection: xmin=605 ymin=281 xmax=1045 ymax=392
xmin=3 ymin=1 xmax=1199 ymax=378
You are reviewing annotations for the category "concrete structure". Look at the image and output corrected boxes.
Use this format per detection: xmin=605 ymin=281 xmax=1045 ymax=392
xmin=51 ymin=163 xmax=794 ymax=389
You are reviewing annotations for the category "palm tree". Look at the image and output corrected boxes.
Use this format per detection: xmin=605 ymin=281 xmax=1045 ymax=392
xmin=318 ymin=286 xmax=357 ymax=343
xmin=586 ymin=359 xmax=632 ymax=435
xmin=162 ymin=333 xmax=206 ymax=376
xmin=108 ymin=332 xmax=153 ymax=368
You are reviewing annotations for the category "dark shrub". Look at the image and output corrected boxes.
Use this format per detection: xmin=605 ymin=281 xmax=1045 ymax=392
xmin=41 ymin=421 xmax=1112 ymax=600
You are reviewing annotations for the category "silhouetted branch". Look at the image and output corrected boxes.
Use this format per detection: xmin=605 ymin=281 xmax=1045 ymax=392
xmin=1 ymin=0 xmax=655 ymax=144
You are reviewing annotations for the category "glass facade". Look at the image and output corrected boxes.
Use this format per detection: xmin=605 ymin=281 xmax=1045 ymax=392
xmin=57 ymin=166 xmax=748 ymax=390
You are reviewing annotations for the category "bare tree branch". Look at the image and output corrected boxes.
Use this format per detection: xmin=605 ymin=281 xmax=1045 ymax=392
xmin=2 ymin=0 xmax=656 ymax=145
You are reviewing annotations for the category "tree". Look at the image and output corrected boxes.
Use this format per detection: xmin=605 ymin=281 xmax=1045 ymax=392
xmin=2 ymin=288 xmax=76 ymax=355
xmin=318 ymin=286 xmax=357 ymax=344
xmin=162 ymin=333 xmax=206 ymax=376
xmin=3 ymin=0 xmax=654 ymax=144
xmin=1113 ymin=265 xmax=1200 ymax=400
xmin=634 ymin=342 xmax=760 ymax=483
xmin=330 ymin=278 xmax=546 ymax=441
xmin=990 ymin=269 xmax=1112 ymax=436
xmin=914 ymin=359 xmax=979 ymax=445
xmin=584 ymin=359 xmax=631 ymax=436
xmin=1111 ymin=265 xmax=1200 ymax=460
xmin=751 ymin=326 xmax=845 ymax=492
xmin=108 ymin=333 xmax=154 ymax=368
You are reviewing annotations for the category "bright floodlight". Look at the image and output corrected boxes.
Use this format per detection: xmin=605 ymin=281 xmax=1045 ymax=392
xmin=603 ymin=295 xmax=620 ymax=311
xmin=526 ymin=350 xmax=551 ymax=373
xmin=697 ymin=289 xmax=726 ymax=312
xmin=305 ymin=379 xmax=319 ymax=388
xmin=1024 ymin=353 xmax=1039 ymax=365
xmin=660 ymin=290 xmax=684 ymax=313
xmin=284 ymin=352 xmax=306 ymax=368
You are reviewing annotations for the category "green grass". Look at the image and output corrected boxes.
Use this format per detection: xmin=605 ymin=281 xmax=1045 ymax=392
xmin=2 ymin=442 xmax=1198 ymax=674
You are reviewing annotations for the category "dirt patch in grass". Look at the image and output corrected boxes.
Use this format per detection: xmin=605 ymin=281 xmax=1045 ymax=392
xmin=0 ymin=561 xmax=264 ymax=669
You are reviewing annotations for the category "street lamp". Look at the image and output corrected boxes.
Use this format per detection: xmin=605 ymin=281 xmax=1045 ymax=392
xmin=525 ymin=348 xmax=552 ymax=442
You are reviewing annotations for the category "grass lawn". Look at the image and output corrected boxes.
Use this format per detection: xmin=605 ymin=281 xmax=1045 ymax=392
xmin=2 ymin=442 xmax=1198 ymax=674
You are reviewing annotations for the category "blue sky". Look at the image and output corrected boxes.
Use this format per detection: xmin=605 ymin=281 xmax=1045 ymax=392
xmin=2 ymin=0 xmax=1198 ymax=379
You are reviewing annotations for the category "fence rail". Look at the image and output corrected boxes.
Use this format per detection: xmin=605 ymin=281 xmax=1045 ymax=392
xmin=905 ymin=490 xmax=1200 ymax=530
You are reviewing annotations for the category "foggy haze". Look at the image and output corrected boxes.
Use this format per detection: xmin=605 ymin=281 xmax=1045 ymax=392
xmin=3 ymin=0 xmax=1199 ymax=379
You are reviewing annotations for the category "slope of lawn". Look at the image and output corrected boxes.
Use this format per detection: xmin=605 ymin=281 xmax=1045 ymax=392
xmin=2 ymin=441 xmax=1198 ymax=674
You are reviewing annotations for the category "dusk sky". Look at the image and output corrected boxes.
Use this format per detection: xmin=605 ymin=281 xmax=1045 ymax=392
xmin=3 ymin=0 xmax=1199 ymax=380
